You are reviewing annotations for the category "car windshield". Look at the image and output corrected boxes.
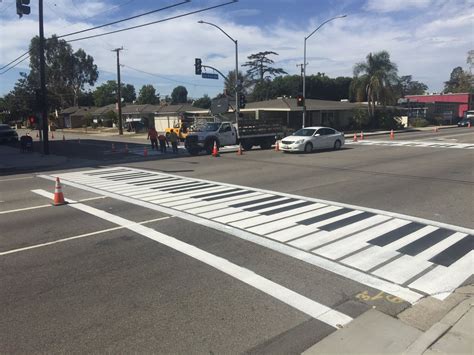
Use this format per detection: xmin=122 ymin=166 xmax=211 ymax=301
xmin=292 ymin=128 xmax=316 ymax=137
xmin=200 ymin=123 xmax=221 ymax=132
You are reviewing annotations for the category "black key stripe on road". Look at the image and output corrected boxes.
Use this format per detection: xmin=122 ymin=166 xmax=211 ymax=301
xmin=192 ymin=188 xmax=241 ymax=199
xmin=243 ymin=198 xmax=297 ymax=212
xmin=368 ymin=222 xmax=425 ymax=247
xmin=397 ymin=228 xmax=454 ymax=256
xmin=105 ymin=173 xmax=153 ymax=181
xmin=319 ymin=212 xmax=375 ymax=231
xmin=167 ymin=184 xmax=219 ymax=195
xmin=228 ymin=195 xmax=282 ymax=208
xmin=133 ymin=178 xmax=180 ymax=186
xmin=85 ymin=169 xmax=131 ymax=176
xmin=161 ymin=182 xmax=209 ymax=194
xmin=261 ymin=201 xmax=314 ymax=216
xmin=102 ymin=172 xmax=151 ymax=179
xmin=201 ymin=190 xmax=254 ymax=202
xmin=428 ymin=236 xmax=473 ymax=267
xmin=154 ymin=181 xmax=206 ymax=191
xmin=298 ymin=208 xmax=352 ymax=225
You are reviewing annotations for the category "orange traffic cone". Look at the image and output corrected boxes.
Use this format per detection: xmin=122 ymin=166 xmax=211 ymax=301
xmin=53 ymin=177 xmax=67 ymax=206
xmin=125 ymin=144 xmax=129 ymax=153
xmin=112 ymin=143 xmax=116 ymax=152
xmin=36 ymin=131 xmax=39 ymax=138
xmin=51 ymin=132 xmax=54 ymax=139
xmin=390 ymin=129 xmax=395 ymax=140
xmin=274 ymin=140 xmax=280 ymax=151
xmin=353 ymin=133 xmax=358 ymax=142
xmin=468 ymin=121 xmax=471 ymax=128
xmin=360 ymin=131 xmax=364 ymax=140
xmin=237 ymin=143 xmax=243 ymax=155
xmin=62 ymin=134 xmax=66 ymax=141
xmin=212 ymin=141 xmax=219 ymax=157
xmin=144 ymin=147 xmax=148 ymax=157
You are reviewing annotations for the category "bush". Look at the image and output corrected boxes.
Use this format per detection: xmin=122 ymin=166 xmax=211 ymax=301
xmin=412 ymin=118 xmax=429 ymax=127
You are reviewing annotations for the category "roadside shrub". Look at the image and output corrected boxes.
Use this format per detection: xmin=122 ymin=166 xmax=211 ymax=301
xmin=412 ymin=118 xmax=429 ymax=127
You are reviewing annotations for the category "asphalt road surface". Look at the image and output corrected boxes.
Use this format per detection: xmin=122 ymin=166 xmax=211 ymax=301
xmin=1 ymin=127 xmax=472 ymax=353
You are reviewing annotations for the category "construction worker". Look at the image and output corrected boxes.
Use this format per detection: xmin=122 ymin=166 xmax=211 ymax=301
xmin=168 ymin=130 xmax=179 ymax=153
xmin=158 ymin=132 xmax=167 ymax=153
xmin=147 ymin=126 xmax=158 ymax=150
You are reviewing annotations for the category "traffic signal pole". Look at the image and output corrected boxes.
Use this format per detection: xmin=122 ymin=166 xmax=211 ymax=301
xmin=39 ymin=0 xmax=49 ymax=154
xmin=112 ymin=47 xmax=124 ymax=135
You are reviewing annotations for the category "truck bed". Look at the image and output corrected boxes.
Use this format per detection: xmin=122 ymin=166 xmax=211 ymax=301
xmin=237 ymin=120 xmax=283 ymax=137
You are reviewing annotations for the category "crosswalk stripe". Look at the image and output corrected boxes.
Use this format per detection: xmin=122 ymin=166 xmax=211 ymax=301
xmin=314 ymin=219 xmax=408 ymax=260
xmin=414 ymin=232 xmax=467 ymax=261
xmin=290 ymin=215 xmax=391 ymax=251
xmin=372 ymin=255 xmax=433 ymax=284
xmin=409 ymin=251 xmax=473 ymax=300
xmin=46 ymin=167 xmax=473 ymax=301
xmin=341 ymin=246 xmax=400 ymax=271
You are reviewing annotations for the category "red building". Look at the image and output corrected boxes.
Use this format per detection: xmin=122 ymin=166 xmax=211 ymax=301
xmin=405 ymin=93 xmax=473 ymax=119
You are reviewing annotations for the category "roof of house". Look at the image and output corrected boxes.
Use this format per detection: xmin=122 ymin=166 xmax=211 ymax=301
xmin=156 ymin=103 xmax=198 ymax=114
xmin=70 ymin=107 xmax=96 ymax=118
xmin=244 ymin=98 xmax=361 ymax=111
xmin=91 ymin=104 xmax=116 ymax=115
xmin=121 ymin=104 xmax=161 ymax=115
xmin=60 ymin=106 xmax=85 ymax=115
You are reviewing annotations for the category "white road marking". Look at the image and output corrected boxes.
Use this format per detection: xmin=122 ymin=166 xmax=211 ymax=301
xmin=314 ymin=219 xmax=409 ymax=260
xmin=0 ymin=196 xmax=106 ymax=215
xmin=414 ymin=232 xmax=468 ymax=261
xmin=31 ymin=189 xmax=353 ymax=328
xmin=372 ymin=255 xmax=433 ymax=285
xmin=341 ymin=246 xmax=400 ymax=271
xmin=408 ymin=251 xmax=474 ymax=300
xmin=347 ymin=140 xmax=474 ymax=150
xmin=42 ymin=168 xmax=472 ymax=302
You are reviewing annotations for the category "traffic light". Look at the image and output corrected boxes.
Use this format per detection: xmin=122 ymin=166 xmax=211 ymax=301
xmin=195 ymin=58 xmax=202 ymax=75
xmin=16 ymin=0 xmax=31 ymax=18
xmin=296 ymin=95 xmax=305 ymax=107
xmin=238 ymin=93 xmax=246 ymax=109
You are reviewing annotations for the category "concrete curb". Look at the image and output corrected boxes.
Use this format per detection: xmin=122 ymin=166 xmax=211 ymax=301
xmin=403 ymin=296 xmax=473 ymax=354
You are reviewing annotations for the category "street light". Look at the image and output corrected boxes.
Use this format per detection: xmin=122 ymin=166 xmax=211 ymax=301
xmin=302 ymin=14 xmax=347 ymax=128
xmin=198 ymin=20 xmax=239 ymax=130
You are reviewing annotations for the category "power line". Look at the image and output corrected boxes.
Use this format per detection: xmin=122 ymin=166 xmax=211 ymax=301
xmin=122 ymin=64 xmax=222 ymax=88
xmin=0 ymin=1 xmax=237 ymax=74
xmin=0 ymin=0 xmax=190 ymax=72
xmin=0 ymin=55 xmax=30 ymax=75
xmin=66 ymin=0 xmax=238 ymax=43
xmin=57 ymin=0 xmax=190 ymax=39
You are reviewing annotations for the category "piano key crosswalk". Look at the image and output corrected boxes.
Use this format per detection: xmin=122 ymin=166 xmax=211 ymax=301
xmin=346 ymin=140 xmax=474 ymax=150
xmin=50 ymin=167 xmax=473 ymax=302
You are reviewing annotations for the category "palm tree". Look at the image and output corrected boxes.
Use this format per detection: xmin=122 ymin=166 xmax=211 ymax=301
xmin=351 ymin=51 xmax=398 ymax=118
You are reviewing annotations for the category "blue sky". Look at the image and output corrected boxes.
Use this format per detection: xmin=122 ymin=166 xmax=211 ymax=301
xmin=0 ymin=0 xmax=472 ymax=101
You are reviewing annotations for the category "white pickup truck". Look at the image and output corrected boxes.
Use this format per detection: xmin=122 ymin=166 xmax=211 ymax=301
xmin=184 ymin=120 xmax=283 ymax=155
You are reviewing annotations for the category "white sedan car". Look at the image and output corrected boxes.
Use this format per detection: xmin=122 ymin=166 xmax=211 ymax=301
xmin=280 ymin=126 xmax=345 ymax=153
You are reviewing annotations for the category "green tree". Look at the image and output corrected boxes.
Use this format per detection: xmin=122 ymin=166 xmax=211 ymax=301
xmin=443 ymin=66 xmax=473 ymax=93
xmin=137 ymin=84 xmax=159 ymax=104
xmin=224 ymin=70 xmax=251 ymax=96
xmin=351 ymin=50 xmax=398 ymax=118
xmin=193 ymin=94 xmax=212 ymax=109
xmin=171 ymin=85 xmax=188 ymax=104
xmin=93 ymin=81 xmax=136 ymax=106
xmin=122 ymin=84 xmax=136 ymax=103
xmin=243 ymin=51 xmax=287 ymax=83
xmin=396 ymin=75 xmax=428 ymax=97
xmin=27 ymin=35 xmax=98 ymax=108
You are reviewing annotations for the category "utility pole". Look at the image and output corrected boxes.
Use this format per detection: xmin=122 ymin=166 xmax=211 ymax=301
xmin=112 ymin=47 xmax=123 ymax=135
xmin=39 ymin=0 xmax=49 ymax=154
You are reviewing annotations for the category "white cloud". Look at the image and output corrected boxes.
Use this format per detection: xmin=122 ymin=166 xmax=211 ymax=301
xmin=365 ymin=0 xmax=433 ymax=13
xmin=1 ymin=1 xmax=472 ymax=98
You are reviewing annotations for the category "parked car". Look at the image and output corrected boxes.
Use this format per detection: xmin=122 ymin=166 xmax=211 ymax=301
xmin=457 ymin=118 xmax=472 ymax=127
xmin=0 ymin=124 xmax=19 ymax=143
xmin=280 ymin=126 xmax=344 ymax=153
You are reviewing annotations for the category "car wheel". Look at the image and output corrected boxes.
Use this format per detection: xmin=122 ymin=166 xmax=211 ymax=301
xmin=241 ymin=142 xmax=253 ymax=151
xmin=333 ymin=140 xmax=341 ymax=150
xmin=304 ymin=142 xmax=313 ymax=153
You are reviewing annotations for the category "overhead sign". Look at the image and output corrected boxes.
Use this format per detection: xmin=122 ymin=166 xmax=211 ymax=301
xmin=202 ymin=73 xmax=219 ymax=80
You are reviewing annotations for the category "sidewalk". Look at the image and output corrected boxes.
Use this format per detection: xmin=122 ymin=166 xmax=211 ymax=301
xmin=0 ymin=145 xmax=68 ymax=173
xmin=303 ymin=285 xmax=473 ymax=354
